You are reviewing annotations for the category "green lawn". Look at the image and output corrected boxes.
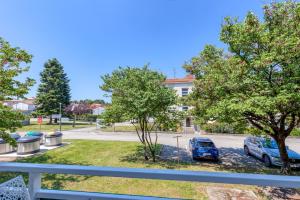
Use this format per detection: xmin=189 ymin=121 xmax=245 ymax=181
xmin=17 ymin=121 xmax=94 ymax=132
xmin=0 ymin=140 xmax=269 ymax=199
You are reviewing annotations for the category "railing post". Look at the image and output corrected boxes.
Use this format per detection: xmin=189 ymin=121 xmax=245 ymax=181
xmin=28 ymin=172 xmax=41 ymax=200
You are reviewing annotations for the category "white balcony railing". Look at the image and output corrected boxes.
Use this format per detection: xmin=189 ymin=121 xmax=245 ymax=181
xmin=0 ymin=162 xmax=300 ymax=200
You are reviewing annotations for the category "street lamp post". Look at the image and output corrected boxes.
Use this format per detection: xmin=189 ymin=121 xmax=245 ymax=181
xmin=173 ymin=135 xmax=182 ymax=164
xmin=59 ymin=103 xmax=62 ymax=132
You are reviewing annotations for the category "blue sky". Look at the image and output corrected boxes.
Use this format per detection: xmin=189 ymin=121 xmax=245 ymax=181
xmin=0 ymin=0 xmax=266 ymax=101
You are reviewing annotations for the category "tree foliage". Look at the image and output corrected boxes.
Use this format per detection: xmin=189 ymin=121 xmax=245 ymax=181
xmin=101 ymin=66 xmax=178 ymax=161
xmin=185 ymin=1 xmax=300 ymax=174
xmin=72 ymin=99 xmax=106 ymax=105
xmin=100 ymin=104 xmax=124 ymax=125
xmin=64 ymin=103 xmax=91 ymax=127
xmin=64 ymin=103 xmax=91 ymax=116
xmin=0 ymin=37 xmax=35 ymax=145
xmin=35 ymin=58 xmax=71 ymax=123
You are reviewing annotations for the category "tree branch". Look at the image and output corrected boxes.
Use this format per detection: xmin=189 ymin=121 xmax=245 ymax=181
xmin=285 ymin=114 xmax=296 ymax=137
xmin=131 ymin=121 xmax=143 ymax=144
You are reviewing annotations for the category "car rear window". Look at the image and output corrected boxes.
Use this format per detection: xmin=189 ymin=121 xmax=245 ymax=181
xmin=197 ymin=142 xmax=215 ymax=148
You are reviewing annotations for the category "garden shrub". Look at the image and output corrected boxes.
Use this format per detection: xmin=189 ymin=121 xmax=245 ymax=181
xmin=201 ymin=122 xmax=246 ymax=134
xmin=291 ymin=128 xmax=300 ymax=136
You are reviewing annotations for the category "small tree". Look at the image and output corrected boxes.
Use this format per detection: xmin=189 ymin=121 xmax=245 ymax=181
xmin=100 ymin=105 xmax=124 ymax=132
xmin=35 ymin=58 xmax=71 ymax=124
xmin=65 ymin=103 xmax=91 ymax=127
xmin=185 ymin=2 xmax=300 ymax=174
xmin=0 ymin=37 xmax=35 ymax=144
xmin=101 ymin=66 xmax=177 ymax=162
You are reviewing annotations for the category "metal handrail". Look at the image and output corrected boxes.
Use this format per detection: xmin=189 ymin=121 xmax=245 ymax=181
xmin=0 ymin=162 xmax=299 ymax=200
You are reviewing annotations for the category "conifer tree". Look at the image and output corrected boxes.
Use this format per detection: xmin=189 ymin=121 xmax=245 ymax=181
xmin=35 ymin=58 xmax=71 ymax=124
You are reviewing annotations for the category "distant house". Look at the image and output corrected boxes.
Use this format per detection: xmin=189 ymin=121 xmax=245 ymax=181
xmin=2 ymin=98 xmax=36 ymax=125
xmin=89 ymin=104 xmax=105 ymax=115
xmin=3 ymin=98 xmax=36 ymax=115
xmin=164 ymin=74 xmax=196 ymax=133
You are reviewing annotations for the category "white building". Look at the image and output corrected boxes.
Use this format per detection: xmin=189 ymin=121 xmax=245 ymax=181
xmin=3 ymin=98 xmax=36 ymax=115
xmin=90 ymin=104 xmax=105 ymax=115
xmin=164 ymin=74 xmax=196 ymax=133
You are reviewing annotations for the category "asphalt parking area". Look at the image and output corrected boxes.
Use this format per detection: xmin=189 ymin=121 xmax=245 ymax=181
xmin=160 ymin=144 xmax=269 ymax=172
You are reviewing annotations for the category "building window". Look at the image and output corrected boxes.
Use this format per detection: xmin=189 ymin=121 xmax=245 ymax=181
xmin=181 ymin=88 xmax=189 ymax=96
xmin=182 ymin=106 xmax=188 ymax=111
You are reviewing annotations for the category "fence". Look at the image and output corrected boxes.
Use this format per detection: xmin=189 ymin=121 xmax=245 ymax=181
xmin=0 ymin=162 xmax=300 ymax=200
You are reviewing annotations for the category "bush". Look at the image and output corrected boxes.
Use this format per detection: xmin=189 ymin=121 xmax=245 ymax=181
xmin=291 ymin=128 xmax=300 ymax=136
xmin=201 ymin=122 xmax=246 ymax=134
xmin=73 ymin=114 xmax=99 ymax=122
xmin=85 ymin=114 xmax=98 ymax=122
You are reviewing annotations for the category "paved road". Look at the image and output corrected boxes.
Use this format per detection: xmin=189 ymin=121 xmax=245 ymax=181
xmin=62 ymin=127 xmax=300 ymax=152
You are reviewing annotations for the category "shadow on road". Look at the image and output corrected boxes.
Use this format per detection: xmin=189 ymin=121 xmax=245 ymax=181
xmin=217 ymin=147 xmax=269 ymax=173
xmin=159 ymin=145 xmax=300 ymax=199
xmin=160 ymin=145 xmax=192 ymax=162
xmin=120 ymin=145 xmax=195 ymax=169
xmin=159 ymin=145 xmax=281 ymax=174
xmin=261 ymin=187 xmax=300 ymax=200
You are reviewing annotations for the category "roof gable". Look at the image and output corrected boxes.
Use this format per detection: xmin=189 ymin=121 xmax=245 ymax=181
xmin=164 ymin=74 xmax=195 ymax=84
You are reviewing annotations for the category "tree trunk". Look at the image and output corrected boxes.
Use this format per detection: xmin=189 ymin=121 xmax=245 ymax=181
xmin=73 ymin=115 xmax=76 ymax=127
xmin=142 ymin=130 xmax=149 ymax=160
xmin=143 ymin=145 xmax=149 ymax=160
xmin=276 ymin=136 xmax=291 ymax=174
xmin=151 ymin=149 xmax=156 ymax=162
xmin=49 ymin=116 xmax=53 ymax=124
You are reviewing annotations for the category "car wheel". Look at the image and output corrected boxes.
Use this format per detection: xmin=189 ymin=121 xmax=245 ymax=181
xmin=263 ymin=155 xmax=272 ymax=167
xmin=244 ymin=146 xmax=250 ymax=156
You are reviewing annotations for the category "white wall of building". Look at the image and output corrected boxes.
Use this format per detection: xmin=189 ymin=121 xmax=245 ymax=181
xmin=11 ymin=102 xmax=36 ymax=111
xmin=165 ymin=82 xmax=193 ymax=97
xmin=165 ymin=82 xmax=193 ymax=111
xmin=92 ymin=107 xmax=105 ymax=115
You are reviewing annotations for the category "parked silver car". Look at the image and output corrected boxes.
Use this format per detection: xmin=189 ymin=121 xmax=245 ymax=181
xmin=244 ymin=136 xmax=300 ymax=167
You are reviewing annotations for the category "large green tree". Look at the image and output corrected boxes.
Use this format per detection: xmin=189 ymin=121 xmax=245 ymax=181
xmin=0 ymin=37 xmax=35 ymax=144
xmin=35 ymin=58 xmax=71 ymax=124
xmin=101 ymin=66 xmax=178 ymax=162
xmin=185 ymin=2 xmax=300 ymax=174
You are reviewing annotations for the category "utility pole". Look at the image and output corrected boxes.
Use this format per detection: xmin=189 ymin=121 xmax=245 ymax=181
xmin=173 ymin=67 xmax=176 ymax=78
xmin=59 ymin=103 xmax=62 ymax=132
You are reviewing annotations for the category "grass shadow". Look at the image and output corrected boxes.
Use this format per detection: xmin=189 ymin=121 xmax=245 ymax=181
xmin=12 ymin=153 xmax=93 ymax=190
xmin=120 ymin=144 xmax=198 ymax=169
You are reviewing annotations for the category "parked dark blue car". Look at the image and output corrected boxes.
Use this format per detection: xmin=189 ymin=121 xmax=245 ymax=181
xmin=189 ymin=137 xmax=219 ymax=161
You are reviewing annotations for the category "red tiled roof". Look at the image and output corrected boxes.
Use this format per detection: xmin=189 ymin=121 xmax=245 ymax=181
xmin=89 ymin=103 xmax=104 ymax=109
xmin=164 ymin=74 xmax=195 ymax=84
xmin=3 ymin=98 xmax=35 ymax=105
